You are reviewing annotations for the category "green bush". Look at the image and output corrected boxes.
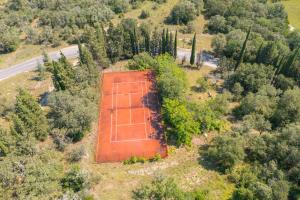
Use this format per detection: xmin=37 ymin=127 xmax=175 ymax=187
xmin=68 ymin=146 xmax=86 ymax=162
xmin=162 ymin=99 xmax=199 ymax=146
xmin=150 ymin=153 xmax=162 ymax=162
xmin=196 ymin=77 xmax=210 ymax=92
xmin=128 ymin=52 xmax=157 ymax=70
xmin=168 ymin=1 xmax=197 ymax=24
xmin=139 ymin=10 xmax=150 ymax=19
xmin=123 ymin=156 xmax=146 ymax=164
xmin=156 ymin=54 xmax=188 ymax=100
xmin=61 ymin=165 xmax=88 ymax=192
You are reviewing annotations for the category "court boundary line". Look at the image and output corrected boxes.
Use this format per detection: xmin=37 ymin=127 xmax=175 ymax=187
xmin=110 ymin=80 xmax=151 ymax=143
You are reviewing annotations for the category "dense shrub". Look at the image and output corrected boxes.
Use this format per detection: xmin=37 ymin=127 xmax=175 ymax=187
xmin=168 ymin=1 xmax=197 ymax=25
xmin=68 ymin=146 xmax=86 ymax=162
xmin=162 ymin=99 xmax=199 ymax=146
xmin=156 ymin=55 xmax=188 ymax=100
xmin=128 ymin=52 xmax=157 ymax=70
xmin=207 ymin=135 xmax=245 ymax=172
xmin=139 ymin=10 xmax=150 ymax=19
xmin=61 ymin=166 xmax=89 ymax=192
xmin=226 ymin=63 xmax=275 ymax=94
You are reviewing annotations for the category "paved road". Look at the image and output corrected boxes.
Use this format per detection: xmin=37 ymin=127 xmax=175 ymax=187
xmin=0 ymin=46 xmax=219 ymax=81
xmin=177 ymin=48 xmax=219 ymax=68
xmin=0 ymin=45 xmax=79 ymax=81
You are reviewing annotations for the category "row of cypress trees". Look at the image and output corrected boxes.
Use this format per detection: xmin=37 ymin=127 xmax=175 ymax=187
xmin=130 ymin=28 xmax=178 ymax=59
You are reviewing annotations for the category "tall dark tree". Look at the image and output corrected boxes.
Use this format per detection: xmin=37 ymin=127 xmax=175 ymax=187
xmin=78 ymin=44 xmax=98 ymax=84
xmin=166 ymin=29 xmax=169 ymax=53
xmin=234 ymin=26 xmax=252 ymax=71
xmin=151 ymin=28 xmax=160 ymax=56
xmin=106 ymin=22 xmax=124 ymax=63
xmin=130 ymin=30 xmax=136 ymax=55
xmin=84 ymin=25 xmax=109 ymax=69
xmin=162 ymin=29 xmax=166 ymax=54
xmin=51 ymin=53 xmax=75 ymax=91
xmin=174 ymin=30 xmax=178 ymax=58
xmin=12 ymin=89 xmax=49 ymax=141
xmin=169 ymin=32 xmax=174 ymax=55
xmin=144 ymin=32 xmax=150 ymax=53
xmin=134 ymin=27 xmax=139 ymax=54
xmin=190 ymin=33 xmax=196 ymax=65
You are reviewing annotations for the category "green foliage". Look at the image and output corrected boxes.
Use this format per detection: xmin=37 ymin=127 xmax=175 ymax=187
xmin=0 ymin=150 xmax=64 ymax=199
xmin=272 ymin=88 xmax=300 ymax=127
xmin=133 ymin=176 xmax=185 ymax=200
xmin=168 ymin=0 xmax=198 ymax=25
xmin=234 ymin=85 xmax=279 ymax=119
xmin=0 ymin=28 xmax=20 ymax=53
xmin=150 ymin=153 xmax=162 ymax=162
xmin=188 ymin=94 xmax=230 ymax=133
xmin=190 ymin=33 xmax=196 ymax=65
xmin=51 ymin=53 xmax=75 ymax=91
xmin=234 ymin=26 xmax=252 ymax=71
xmin=61 ymin=165 xmax=89 ymax=192
xmin=207 ymin=135 xmax=245 ymax=172
xmin=128 ymin=52 xmax=158 ymax=70
xmin=139 ymin=10 xmax=150 ymax=19
xmin=78 ymin=44 xmax=99 ymax=85
xmin=68 ymin=146 xmax=85 ymax=162
xmin=162 ymin=99 xmax=199 ymax=146
xmin=47 ymin=91 xmax=96 ymax=142
xmin=13 ymin=89 xmax=49 ymax=141
xmin=156 ymin=54 xmax=188 ymax=100
xmin=227 ymin=63 xmax=275 ymax=94
xmin=36 ymin=62 xmax=46 ymax=81
xmin=84 ymin=25 xmax=109 ymax=68
xmin=0 ymin=128 xmax=11 ymax=157
xmin=123 ymin=156 xmax=146 ymax=165
xmin=196 ymin=77 xmax=210 ymax=92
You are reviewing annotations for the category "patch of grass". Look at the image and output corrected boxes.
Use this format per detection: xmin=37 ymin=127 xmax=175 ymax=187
xmin=185 ymin=66 xmax=218 ymax=102
xmin=0 ymin=71 xmax=52 ymax=128
xmin=282 ymin=0 xmax=300 ymax=29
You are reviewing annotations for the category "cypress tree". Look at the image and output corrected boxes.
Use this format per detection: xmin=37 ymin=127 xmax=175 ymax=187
xmin=79 ymin=45 xmax=98 ymax=84
xmin=161 ymin=29 xmax=166 ymax=54
xmin=151 ymin=28 xmax=160 ymax=56
xmin=174 ymin=30 xmax=178 ymax=58
xmin=234 ymin=26 xmax=252 ymax=71
xmin=134 ymin=27 xmax=139 ymax=54
xmin=13 ymin=89 xmax=49 ymax=141
xmin=130 ymin=30 xmax=136 ymax=55
xmin=145 ymin=32 xmax=150 ymax=53
xmin=166 ymin=29 xmax=169 ymax=53
xmin=190 ymin=33 xmax=196 ymax=65
xmin=85 ymin=25 xmax=109 ymax=69
xmin=282 ymin=47 xmax=300 ymax=76
xmin=169 ymin=32 xmax=173 ymax=55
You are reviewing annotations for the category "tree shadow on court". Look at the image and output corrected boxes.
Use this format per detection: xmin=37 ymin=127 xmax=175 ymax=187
xmin=141 ymin=72 xmax=167 ymax=147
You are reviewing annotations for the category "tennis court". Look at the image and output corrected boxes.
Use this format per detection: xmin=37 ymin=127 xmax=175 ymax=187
xmin=96 ymin=70 xmax=167 ymax=162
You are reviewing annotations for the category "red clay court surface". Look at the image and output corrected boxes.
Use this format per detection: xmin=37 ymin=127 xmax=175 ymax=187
xmin=96 ymin=70 xmax=167 ymax=163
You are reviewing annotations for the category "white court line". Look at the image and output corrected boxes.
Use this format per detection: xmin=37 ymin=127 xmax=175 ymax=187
xmin=111 ymin=138 xmax=153 ymax=143
xmin=117 ymin=122 xmax=146 ymax=127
